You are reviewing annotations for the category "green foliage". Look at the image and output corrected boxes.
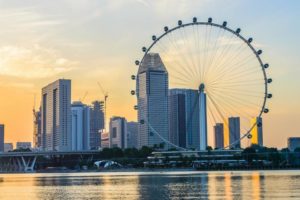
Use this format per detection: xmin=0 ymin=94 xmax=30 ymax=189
xmin=294 ymin=147 xmax=300 ymax=152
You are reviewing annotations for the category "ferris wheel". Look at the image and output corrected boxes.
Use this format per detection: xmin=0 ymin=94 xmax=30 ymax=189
xmin=131 ymin=17 xmax=272 ymax=150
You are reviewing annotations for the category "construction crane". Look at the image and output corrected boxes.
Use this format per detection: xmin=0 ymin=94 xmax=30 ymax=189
xmin=79 ymin=91 xmax=88 ymax=102
xmin=97 ymin=82 xmax=108 ymax=131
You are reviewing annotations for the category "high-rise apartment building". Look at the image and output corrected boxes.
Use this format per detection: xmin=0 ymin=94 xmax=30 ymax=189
xmin=89 ymin=101 xmax=104 ymax=150
xmin=71 ymin=101 xmax=90 ymax=151
xmin=137 ymin=53 xmax=169 ymax=149
xmin=251 ymin=117 xmax=263 ymax=146
xmin=228 ymin=117 xmax=241 ymax=149
xmin=41 ymin=79 xmax=72 ymax=151
xmin=109 ymin=116 xmax=127 ymax=149
xmin=0 ymin=124 xmax=4 ymax=152
xmin=33 ymin=108 xmax=42 ymax=148
xmin=214 ymin=123 xmax=224 ymax=149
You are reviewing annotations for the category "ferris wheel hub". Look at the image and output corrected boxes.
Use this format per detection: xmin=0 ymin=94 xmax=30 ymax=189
xmin=199 ymin=83 xmax=205 ymax=93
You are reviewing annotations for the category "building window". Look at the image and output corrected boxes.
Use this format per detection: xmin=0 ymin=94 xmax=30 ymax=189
xmin=112 ymin=127 xmax=117 ymax=138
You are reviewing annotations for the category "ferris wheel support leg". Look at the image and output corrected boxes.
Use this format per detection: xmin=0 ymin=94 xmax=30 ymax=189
xmin=199 ymin=85 xmax=208 ymax=151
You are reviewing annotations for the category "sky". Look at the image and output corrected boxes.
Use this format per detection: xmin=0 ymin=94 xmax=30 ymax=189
xmin=0 ymin=0 xmax=299 ymax=148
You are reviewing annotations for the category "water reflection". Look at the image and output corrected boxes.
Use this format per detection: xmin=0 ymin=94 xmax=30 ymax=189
xmin=0 ymin=171 xmax=300 ymax=199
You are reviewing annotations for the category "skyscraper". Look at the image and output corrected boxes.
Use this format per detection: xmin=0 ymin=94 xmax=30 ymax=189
xmin=109 ymin=116 xmax=127 ymax=149
xmin=0 ymin=124 xmax=4 ymax=152
xmin=137 ymin=53 xmax=169 ymax=149
xmin=169 ymin=92 xmax=186 ymax=148
xmin=214 ymin=123 xmax=224 ymax=149
xmin=127 ymin=121 xmax=138 ymax=148
xmin=251 ymin=117 xmax=263 ymax=146
xmin=41 ymin=79 xmax=72 ymax=151
xmin=228 ymin=117 xmax=241 ymax=149
xmin=89 ymin=101 xmax=104 ymax=150
xmin=168 ymin=89 xmax=200 ymax=149
xmin=33 ymin=108 xmax=41 ymax=148
xmin=71 ymin=101 xmax=90 ymax=151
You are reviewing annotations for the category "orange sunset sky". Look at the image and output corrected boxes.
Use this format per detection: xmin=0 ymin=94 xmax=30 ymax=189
xmin=0 ymin=0 xmax=299 ymax=148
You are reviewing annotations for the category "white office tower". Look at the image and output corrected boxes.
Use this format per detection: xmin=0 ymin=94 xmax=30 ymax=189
xmin=199 ymin=84 xmax=208 ymax=151
xmin=109 ymin=116 xmax=127 ymax=149
xmin=137 ymin=53 xmax=169 ymax=149
xmin=71 ymin=101 xmax=90 ymax=151
xmin=169 ymin=89 xmax=200 ymax=150
xmin=251 ymin=117 xmax=263 ymax=146
xmin=41 ymin=79 xmax=72 ymax=151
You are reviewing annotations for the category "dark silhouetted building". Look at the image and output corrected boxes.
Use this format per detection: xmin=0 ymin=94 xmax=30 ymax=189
xmin=89 ymin=101 xmax=104 ymax=150
xmin=214 ymin=123 xmax=224 ymax=149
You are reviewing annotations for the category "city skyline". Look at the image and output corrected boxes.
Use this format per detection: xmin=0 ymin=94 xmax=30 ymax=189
xmin=0 ymin=0 xmax=299 ymax=148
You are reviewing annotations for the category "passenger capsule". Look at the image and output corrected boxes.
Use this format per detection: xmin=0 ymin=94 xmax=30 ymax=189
xmin=134 ymin=105 xmax=138 ymax=110
xmin=236 ymin=28 xmax=241 ymax=34
xmin=247 ymin=134 xmax=252 ymax=139
xmin=135 ymin=60 xmax=140 ymax=65
xmin=142 ymin=47 xmax=147 ymax=52
xmin=267 ymin=94 xmax=272 ymax=98
xmin=131 ymin=90 xmax=135 ymax=95
xmin=257 ymin=49 xmax=262 ymax=55
xmin=140 ymin=119 xmax=145 ymax=124
xmin=178 ymin=20 xmax=182 ymax=26
xmin=248 ymin=38 xmax=253 ymax=43
xmin=257 ymin=122 xmax=262 ymax=127
xmin=208 ymin=17 xmax=212 ymax=23
xmin=264 ymin=108 xmax=269 ymax=113
xmin=267 ymin=78 xmax=272 ymax=83
xmin=164 ymin=26 xmax=168 ymax=32
xmin=222 ymin=21 xmax=227 ymax=27
xmin=193 ymin=17 xmax=197 ymax=23
xmin=152 ymin=35 xmax=156 ymax=41
xmin=131 ymin=75 xmax=136 ymax=80
xmin=264 ymin=63 xmax=269 ymax=69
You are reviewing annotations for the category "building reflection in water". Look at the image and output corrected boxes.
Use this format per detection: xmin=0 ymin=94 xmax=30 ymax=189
xmin=2 ymin=171 xmax=299 ymax=199
xmin=252 ymin=172 xmax=262 ymax=200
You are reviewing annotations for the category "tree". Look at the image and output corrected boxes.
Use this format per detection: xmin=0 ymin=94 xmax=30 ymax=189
xmin=242 ymin=147 xmax=257 ymax=164
xmin=294 ymin=147 xmax=300 ymax=152
xmin=139 ymin=146 xmax=153 ymax=158
xmin=206 ymin=146 xmax=213 ymax=151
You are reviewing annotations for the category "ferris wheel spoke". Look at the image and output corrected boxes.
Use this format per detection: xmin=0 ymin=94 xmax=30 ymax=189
xmin=182 ymin=26 xmax=200 ymax=80
xmin=168 ymin=31 xmax=198 ymax=81
xmin=156 ymin=41 xmax=195 ymax=82
xmin=207 ymin=90 xmax=252 ymax=116
xmin=211 ymin=52 xmax=255 ymax=83
xmin=205 ymin=27 xmax=226 ymax=82
xmin=210 ymin=63 xmax=262 ymax=86
xmin=209 ymin=86 xmax=265 ymax=99
xmin=193 ymin=25 xmax=202 ymax=82
xmin=206 ymin=33 xmax=237 ymax=77
xmin=210 ymin=39 xmax=250 ymax=77
xmin=208 ymin=89 xmax=263 ymax=113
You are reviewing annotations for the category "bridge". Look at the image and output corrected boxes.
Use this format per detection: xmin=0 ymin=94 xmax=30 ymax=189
xmin=0 ymin=150 xmax=101 ymax=173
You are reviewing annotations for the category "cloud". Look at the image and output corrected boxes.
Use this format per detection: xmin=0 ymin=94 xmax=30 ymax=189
xmin=0 ymin=45 xmax=77 ymax=78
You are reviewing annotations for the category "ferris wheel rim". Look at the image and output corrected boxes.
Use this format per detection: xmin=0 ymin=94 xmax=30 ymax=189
xmin=135 ymin=18 xmax=271 ymax=149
